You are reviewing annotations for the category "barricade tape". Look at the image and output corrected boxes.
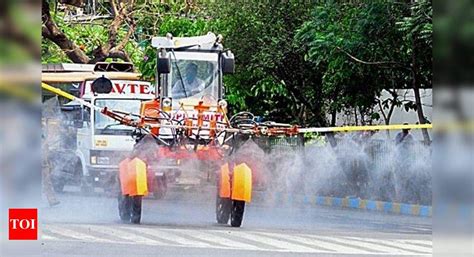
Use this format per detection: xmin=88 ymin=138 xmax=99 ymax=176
xmin=299 ymin=124 xmax=432 ymax=133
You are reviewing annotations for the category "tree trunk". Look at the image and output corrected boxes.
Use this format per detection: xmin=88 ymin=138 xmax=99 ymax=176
xmin=410 ymin=0 xmax=430 ymax=145
xmin=42 ymin=0 xmax=90 ymax=63
xmin=331 ymin=109 xmax=337 ymax=127
xmin=412 ymin=84 xmax=430 ymax=143
xmin=42 ymin=0 xmax=134 ymax=64
xmin=412 ymin=48 xmax=431 ymax=144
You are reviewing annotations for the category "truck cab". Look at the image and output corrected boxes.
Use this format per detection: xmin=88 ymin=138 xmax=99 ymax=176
xmin=42 ymin=63 xmax=154 ymax=192
xmin=151 ymin=32 xmax=234 ymax=139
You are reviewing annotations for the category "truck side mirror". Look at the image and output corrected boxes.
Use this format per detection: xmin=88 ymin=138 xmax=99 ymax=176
xmin=157 ymin=50 xmax=171 ymax=74
xmin=221 ymin=51 xmax=235 ymax=74
xmin=91 ymin=76 xmax=113 ymax=94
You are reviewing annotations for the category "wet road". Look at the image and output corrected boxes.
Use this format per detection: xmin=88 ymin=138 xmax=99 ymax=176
xmin=40 ymin=187 xmax=432 ymax=256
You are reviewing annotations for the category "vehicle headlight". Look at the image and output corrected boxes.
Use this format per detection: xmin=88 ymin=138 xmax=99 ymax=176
xmin=218 ymin=99 xmax=228 ymax=109
xmin=90 ymin=156 xmax=97 ymax=164
xmin=162 ymin=98 xmax=172 ymax=107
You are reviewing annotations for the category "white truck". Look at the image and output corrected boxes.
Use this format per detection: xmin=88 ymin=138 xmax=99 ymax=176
xmin=42 ymin=63 xmax=166 ymax=196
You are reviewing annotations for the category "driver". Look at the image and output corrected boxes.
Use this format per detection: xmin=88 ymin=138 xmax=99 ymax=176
xmin=172 ymin=62 xmax=205 ymax=98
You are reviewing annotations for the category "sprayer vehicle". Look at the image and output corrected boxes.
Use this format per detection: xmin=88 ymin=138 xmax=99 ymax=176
xmin=42 ymin=63 xmax=170 ymax=199
xmin=41 ymin=33 xmax=302 ymax=227
xmin=41 ymin=43 xmax=433 ymax=227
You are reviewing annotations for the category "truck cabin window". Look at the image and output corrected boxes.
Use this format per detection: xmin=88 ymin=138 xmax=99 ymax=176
xmin=94 ymin=99 xmax=141 ymax=135
xmin=171 ymin=60 xmax=217 ymax=100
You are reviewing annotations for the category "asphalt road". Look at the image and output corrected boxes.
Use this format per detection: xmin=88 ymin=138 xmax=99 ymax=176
xmin=40 ymin=187 xmax=432 ymax=256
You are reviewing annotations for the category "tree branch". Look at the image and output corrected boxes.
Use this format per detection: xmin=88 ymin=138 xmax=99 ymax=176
xmin=377 ymin=99 xmax=388 ymax=123
xmin=42 ymin=0 xmax=135 ymax=64
xmin=336 ymin=46 xmax=404 ymax=66
xmin=89 ymin=0 xmax=135 ymax=63
xmin=113 ymin=18 xmax=136 ymax=51
xmin=42 ymin=0 xmax=90 ymax=63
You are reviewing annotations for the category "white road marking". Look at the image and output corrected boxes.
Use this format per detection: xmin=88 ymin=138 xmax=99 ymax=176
xmin=399 ymin=239 xmax=432 ymax=247
xmin=133 ymin=226 xmax=213 ymax=248
xmin=309 ymin=235 xmax=413 ymax=254
xmin=345 ymin=237 xmax=432 ymax=254
xmin=253 ymin=231 xmax=339 ymax=253
xmin=282 ymin=233 xmax=372 ymax=254
xmin=176 ymin=229 xmax=261 ymax=250
xmin=43 ymin=224 xmax=432 ymax=255
xmin=41 ymin=234 xmax=58 ymax=240
xmin=45 ymin=225 xmax=113 ymax=243
xmin=213 ymin=230 xmax=322 ymax=253
xmin=84 ymin=224 xmax=163 ymax=245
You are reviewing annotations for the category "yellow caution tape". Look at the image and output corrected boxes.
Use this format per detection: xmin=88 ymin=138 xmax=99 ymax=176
xmin=42 ymin=82 xmax=439 ymax=134
xmin=41 ymin=82 xmax=98 ymax=110
xmin=299 ymin=123 xmax=432 ymax=133
xmin=41 ymin=82 xmax=75 ymax=101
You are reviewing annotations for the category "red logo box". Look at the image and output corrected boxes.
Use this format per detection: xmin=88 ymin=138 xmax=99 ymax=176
xmin=9 ymin=209 xmax=38 ymax=240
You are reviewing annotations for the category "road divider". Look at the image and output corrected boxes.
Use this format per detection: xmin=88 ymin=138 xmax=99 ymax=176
xmin=313 ymin=196 xmax=432 ymax=217
xmin=252 ymin=191 xmax=432 ymax=217
xmin=165 ymin=187 xmax=432 ymax=217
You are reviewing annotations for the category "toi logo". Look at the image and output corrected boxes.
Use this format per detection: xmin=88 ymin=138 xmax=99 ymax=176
xmin=9 ymin=209 xmax=38 ymax=240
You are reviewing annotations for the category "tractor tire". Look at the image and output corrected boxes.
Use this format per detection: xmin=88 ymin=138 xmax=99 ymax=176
xmin=230 ymin=200 xmax=245 ymax=227
xmin=216 ymin=196 xmax=232 ymax=224
xmin=130 ymin=196 xmax=143 ymax=224
xmin=118 ymin=194 xmax=132 ymax=222
xmin=153 ymin=176 xmax=167 ymax=200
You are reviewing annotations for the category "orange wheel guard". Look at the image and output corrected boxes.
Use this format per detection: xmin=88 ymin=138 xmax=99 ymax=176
xmin=119 ymin=158 xmax=149 ymax=196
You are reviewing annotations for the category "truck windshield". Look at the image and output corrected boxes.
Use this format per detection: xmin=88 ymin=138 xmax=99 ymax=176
xmin=170 ymin=52 xmax=218 ymax=100
xmin=94 ymin=99 xmax=141 ymax=135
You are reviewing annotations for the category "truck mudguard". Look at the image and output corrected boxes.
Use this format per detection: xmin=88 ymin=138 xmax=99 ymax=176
xmin=219 ymin=163 xmax=231 ymax=198
xmin=119 ymin=158 xmax=148 ymax=196
xmin=231 ymin=163 xmax=252 ymax=202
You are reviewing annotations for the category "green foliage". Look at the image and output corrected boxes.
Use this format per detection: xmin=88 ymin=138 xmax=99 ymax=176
xmin=138 ymin=14 xmax=217 ymax=80
xmin=42 ymin=11 xmax=142 ymax=64
xmin=296 ymin=1 xmax=414 ymax=123
xmin=42 ymin=0 xmax=432 ymax=126
xmin=208 ymin=0 xmax=324 ymax=125
xmin=397 ymin=0 xmax=433 ymax=88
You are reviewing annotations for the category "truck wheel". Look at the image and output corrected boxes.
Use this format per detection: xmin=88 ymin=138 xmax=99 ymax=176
xmin=130 ymin=196 xmax=142 ymax=224
xmin=153 ymin=176 xmax=167 ymax=200
xmin=118 ymin=194 xmax=131 ymax=222
xmin=216 ymin=196 xmax=231 ymax=224
xmin=230 ymin=200 xmax=245 ymax=227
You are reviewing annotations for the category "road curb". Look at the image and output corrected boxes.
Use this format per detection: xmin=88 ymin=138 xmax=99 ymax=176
xmin=165 ymin=187 xmax=432 ymax=217
xmin=313 ymin=196 xmax=432 ymax=217
xmin=263 ymin=192 xmax=432 ymax=217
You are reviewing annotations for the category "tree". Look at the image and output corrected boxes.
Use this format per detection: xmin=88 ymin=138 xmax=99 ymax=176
xmin=42 ymin=0 xmax=137 ymax=63
xmin=137 ymin=2 xmax=217 ymax=80
xmin=296 ymin=1 xmax=413 ymax=126
xmin=208 ymin=0 xmax=325 ymax=126
xmin=296 ymin=1 xmax=432 ymax=138
xmin=40 ymin=0 xmax=432 ymax=132
xmin=398 ymin=0 xmax=433 ymax=143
